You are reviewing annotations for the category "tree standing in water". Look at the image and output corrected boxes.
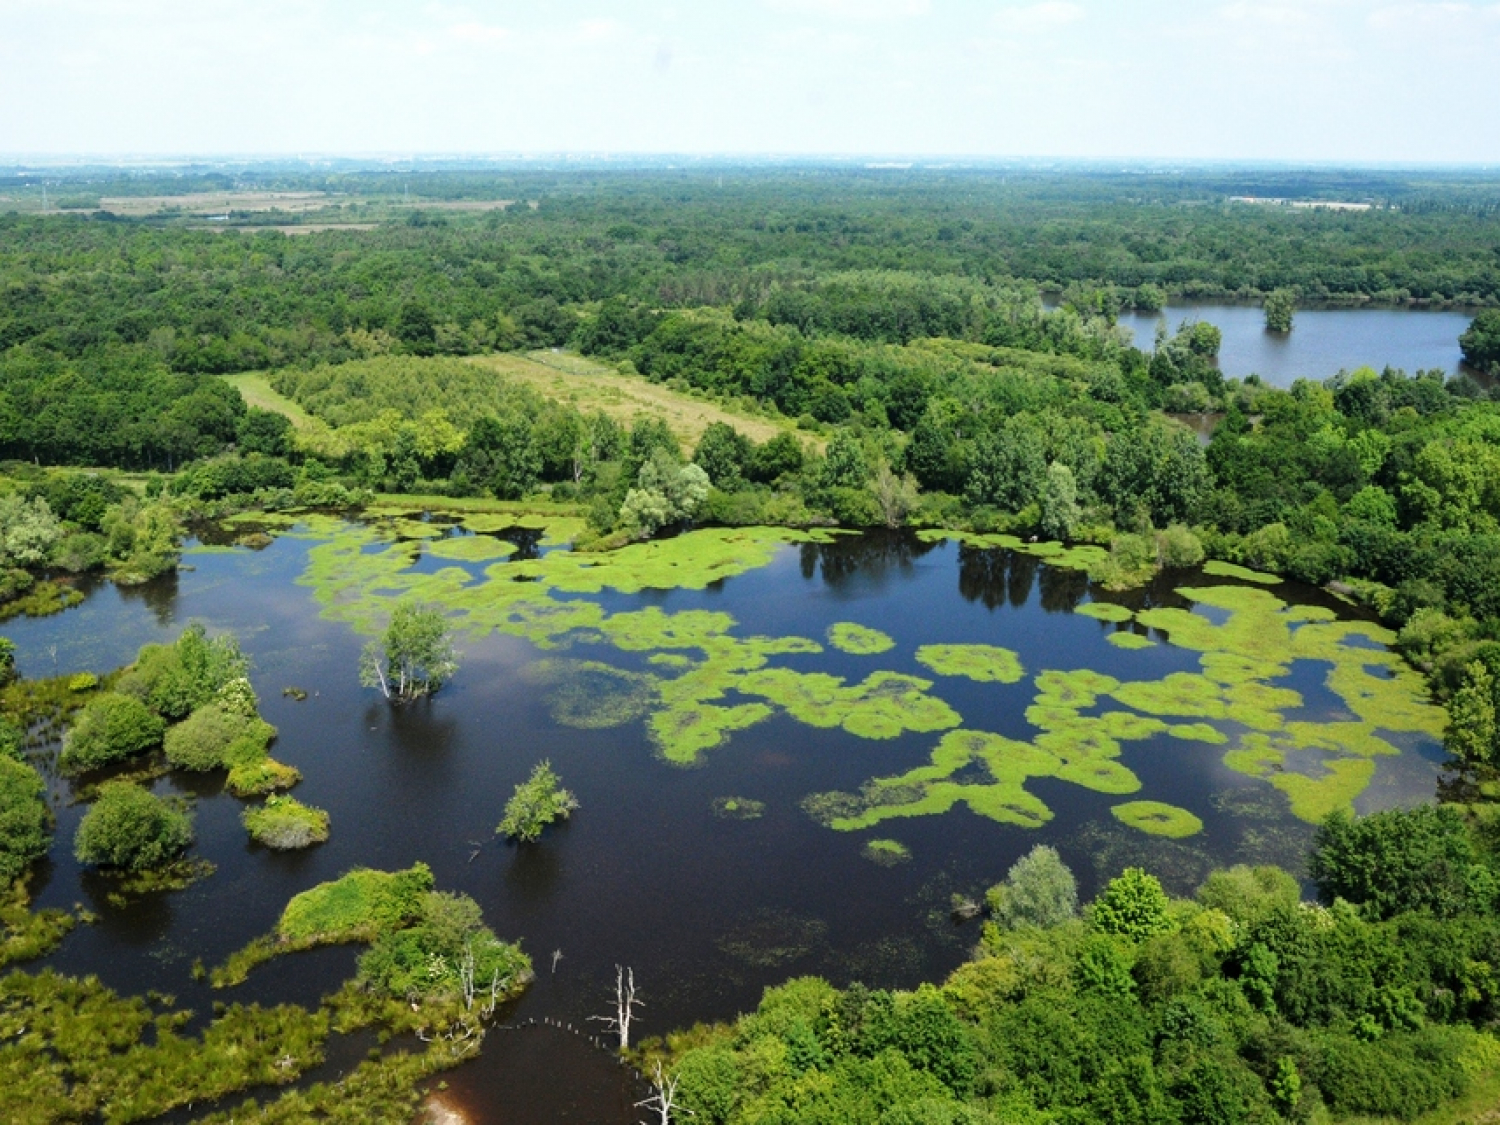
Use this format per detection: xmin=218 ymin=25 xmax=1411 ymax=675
xmin=360 ymin=602 xmax=459 ymax=701
xmin=1263 ymin=288 xmax=1296 ymax=333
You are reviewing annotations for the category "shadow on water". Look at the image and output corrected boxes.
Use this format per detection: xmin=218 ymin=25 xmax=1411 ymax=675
xmin=9 ymin=525 xmax=1448 ymax=1122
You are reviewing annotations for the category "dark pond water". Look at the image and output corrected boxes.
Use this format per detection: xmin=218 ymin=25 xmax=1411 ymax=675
xmin=3 ymin=527 xmax=1446 ymax=1123
xmin=1121 ymin=302 xmax=1477 ymax=386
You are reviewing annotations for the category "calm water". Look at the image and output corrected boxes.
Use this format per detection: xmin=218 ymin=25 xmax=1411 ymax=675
xmin=1123 ymin=302 xmax=1477 ymax=385
xmin=3 ymin=528 xmax=1445 ymax=1123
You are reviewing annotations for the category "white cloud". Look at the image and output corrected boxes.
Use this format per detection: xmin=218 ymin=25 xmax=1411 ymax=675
xmin=1218 ymin=2 xmax=1314 ymax=27
xmin=992 ymin=2 xmax=1084 ymax=33
xmin=762 ymin=0 xmax=931 ymax=20
xmin=1368 ymin=1 xmax=1500 ymax=29
xmin=447 ymin=21 xmax=510 ymax=44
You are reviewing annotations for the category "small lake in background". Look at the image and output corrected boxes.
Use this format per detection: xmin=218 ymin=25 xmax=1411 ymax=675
xmin=1 ymin=525 xmax=1449 ymax=1123
xmin=1121 ymin=302 xmax=1477 ymax=385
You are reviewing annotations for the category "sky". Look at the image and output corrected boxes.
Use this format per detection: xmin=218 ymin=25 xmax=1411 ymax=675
xmin=0 ymin=0 xmax=1497 ymax=163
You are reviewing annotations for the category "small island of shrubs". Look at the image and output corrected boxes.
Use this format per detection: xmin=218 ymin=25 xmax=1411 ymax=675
xmin=243 ymin=795 xmax=330 ymax=850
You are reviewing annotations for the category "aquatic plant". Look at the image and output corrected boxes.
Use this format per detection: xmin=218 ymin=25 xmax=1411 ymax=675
xmin=651 ymin=701 xmax=774 ymax=765
xmin=1111 ymin=800 xmax=1205 ymax=838
xmin=915 ymin=644 xmax=1025 ymax=684
xmin=0 ymin=883 xmax=75 ymax=969
xmin=243 ymin=795 xmax=330 ymax=850
xmin=862 ymin=838 xmax=912 ymax=866
xmin=1106 ymin=632 xmax=1156 ymax=650
xmin=828 ymin=622 xmax=896 ymax=655
xmin=737 ymin=668 xmax=961 ymax=740
xmin=712 ymin=796 xmax=766 ymax=820
xmin=524 ymin=659 xmax=657 ymax=729
xmin=423 ymin=534 xmax=518 ymax=563
xmin=498 ymin=760 xmax=580 ymax=843
xmin=1202 ymin=560 xmax=1280 ymax=584
xmin=1077 ymin=602 xmax=1135 ymax=623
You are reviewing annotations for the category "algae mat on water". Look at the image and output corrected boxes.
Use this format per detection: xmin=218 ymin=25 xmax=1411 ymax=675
xmin=291 ymin=519 xmax=1444 ymax=833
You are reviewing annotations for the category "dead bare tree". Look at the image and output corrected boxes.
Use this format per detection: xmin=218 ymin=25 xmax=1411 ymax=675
xmin=589 ymin=964 xmax=642 ymax=1049
xmin=636 ymin=1060 xmax=692 ymax=1125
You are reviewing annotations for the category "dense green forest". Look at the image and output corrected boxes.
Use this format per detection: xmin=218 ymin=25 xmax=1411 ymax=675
xmin=5 ymin=165 xmax=1500 ymax=1123
xmin=646 ymin=806 xmax=1500 ymax=1123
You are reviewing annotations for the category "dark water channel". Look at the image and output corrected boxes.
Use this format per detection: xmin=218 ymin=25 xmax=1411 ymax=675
xmin=3 ymin=529 xmax=1444 ymax=1123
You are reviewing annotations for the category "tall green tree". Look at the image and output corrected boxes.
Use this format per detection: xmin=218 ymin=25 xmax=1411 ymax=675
xmin=360 ymin=603 xmax=459 ymax=702
xmin=1263 ymin=289 xmax=1296 ymax=333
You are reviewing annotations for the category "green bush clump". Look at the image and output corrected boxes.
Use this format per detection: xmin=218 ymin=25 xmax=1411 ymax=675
xmin=242 ymin=795 xmax=330 ymax=850
xmin=117 ymin=624 xmax=251 ymax=721
xmin=73 ymin=782 xmax=193 ymax=871
xmin=164 ymin=703 xmax=274 ymax=772
xmin=0 ymin=716 xmax=23 ymax=761
xmin=986 ymin=844 xmax=1078 ymax=930
xmin=357 ymin=891 xmax=531 ymax=1004
xmin=278 ymin=864 xmax=433 ymax=945
xmin=0 ymin=757 xmax=51 ymax=884
xmin=1090 ymin=867 xmax=1173 ymax=940
xmin=498 ymin=760 xmax=579 ymax=843
xmin=58 ymin=692 xmax=165 ymax=775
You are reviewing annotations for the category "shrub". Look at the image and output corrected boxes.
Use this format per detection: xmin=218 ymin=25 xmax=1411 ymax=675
xmin=1157 ymin=524 xmax=1205 ymax=568
xmin=73 ymin=782 xmax=193 ymax=871
xmin=987 ymin=845 xmax=1078 ymax=930
xmin=356 ymin=891 xmax=530 ymax=1004
xmin=164 ymin=704 xmax=261 ymax=771
xmin=1091 ymin=868 xmax=1173 ymax=940
xmin=58 ymin=693 xmax=166 ymax=774
xmin=1309 ymin=806 xmax=1489 ymax=920
xmin=0 ymin=716 xmax=23 ymax=761
xmin=242 ymin=795 xmax=330 ymax=850
xmin=498 ymin=760 xmax=579 ymax=843
xmin=118 ymin=624 xmax=251 ymax=720
xmin=277 ymin=864 xmax=434 ymax=943
xmin=1195 ymin=865 xmax=1301 ymax=931
xmin=0 ymin=757 xmax=50 ymax=883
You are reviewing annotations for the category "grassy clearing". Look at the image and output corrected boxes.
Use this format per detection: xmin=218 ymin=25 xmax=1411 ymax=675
xmin=468 ymin=351 xmax=815 ymax=450
xmin=222 ymin=372 xmax=316 ymax=430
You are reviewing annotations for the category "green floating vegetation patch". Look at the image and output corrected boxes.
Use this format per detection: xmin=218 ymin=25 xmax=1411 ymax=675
xmin=1034 ymin=668 xmax=1121 ymax=709
xmin=290 ymin=516 xmax=1444 ymax=831
xmin=713 ymin=796 xmax=766 ymax=820
xmin=816 ymin=729 xmax=1060 ymax=831
xmin=862 ymin=839 xmax=911 ymax=866
xmin=1202 ymin=560 xmax=1281 ymax=584
xmin=600 ymin=606 xmax=737 ymax=652
xmin=651 ymin=702 xmax=774 ymax=766
xmin=1270 ymin=758 xmax=1376 ymax=823
xmin=422 ymin=535 xmax=518 ymax=563
xmin=523 ymin=659 xmax=658 ymax=730
xmin=737 ymin=668 xmax=961 ymax=740
xmin=915 ymin=643 xmax=1024 ymax=684
xmin=531 ymin=527 xmax=839 ymax=596
xmin=1111 ymin=800 xmax=1204 ymax=838
xmin=828 ymin=622 xmax=896 ymax=655
xmin=1077 ymin=602 xmax=1135 ymax=623
xmin=377 ymin=517 xmax=450 ymax=540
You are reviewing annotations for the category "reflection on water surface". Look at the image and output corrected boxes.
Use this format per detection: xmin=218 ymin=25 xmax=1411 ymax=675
xmin=4 ymin=521 xmax=1446 ymax=1122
